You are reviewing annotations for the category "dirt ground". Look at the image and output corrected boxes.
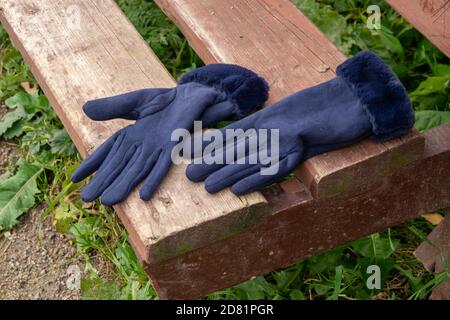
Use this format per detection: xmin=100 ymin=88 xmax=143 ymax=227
xmin=0 ymin=135 xmax=116 ymax=300
xmin=0 ymin=137 xmax=83 ymax=300
xmin=0 ymin=206 xmax=82 ymax=300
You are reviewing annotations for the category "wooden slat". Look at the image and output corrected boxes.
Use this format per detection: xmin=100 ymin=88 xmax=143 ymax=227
xmin=387 ymin=0 xmax=450 ymax=58
xmin=155 ymin=0 xmax=425 ymax=199
xmin=0 ymin=0 xmax=267 ymax=265
xmin=296 ymin=130 xmax=425 ymax=198
xmin=415 ymin=211 xmax=450 ymax=299
xmin=156 ymin=0 xmax=345 ymax=100
xmin=149 ymin=123 xmax=450 ymax=299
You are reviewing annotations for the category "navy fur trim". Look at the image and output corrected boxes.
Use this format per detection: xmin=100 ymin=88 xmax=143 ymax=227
xmin=336 ymin=51 xmax=415 ymax=141
xmin=179 ymin=64 xmax=269 ymax=118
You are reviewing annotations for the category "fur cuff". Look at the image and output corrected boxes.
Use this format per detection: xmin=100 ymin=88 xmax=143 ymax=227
xmin=179 ymin=64 xmax=269 ymax=118
xmin=337 ymin=51 xmax=415 ymax=141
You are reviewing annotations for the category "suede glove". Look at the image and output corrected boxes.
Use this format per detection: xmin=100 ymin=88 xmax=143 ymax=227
xmin=71 ymin=64 xmax=268 ymax=205
xmin=186 ymin=51 xmax=415 ymax=195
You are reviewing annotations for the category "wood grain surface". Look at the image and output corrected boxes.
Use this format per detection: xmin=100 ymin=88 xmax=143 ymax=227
xmin=155 ymin=0 xmax=425 ymax=198
xmin=415 ymin=209 xmax=450 ymax=300
xmin=147 ymin=123 xmax=450 ymax=299
xmin=0 ymin=0 xmax=267 ymax=265
xmin=387 ymin=0 xmax=450 ymax=58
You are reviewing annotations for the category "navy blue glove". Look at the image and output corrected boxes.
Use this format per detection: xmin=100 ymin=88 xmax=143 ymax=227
xmin=186 ymin=51 xmax=415 ymax=195
xmin=72 ymin=64 xmax=268 ymax=205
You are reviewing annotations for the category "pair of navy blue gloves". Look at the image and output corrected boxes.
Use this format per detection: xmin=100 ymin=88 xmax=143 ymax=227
xmin=72 ymin=51 xmax=415 ymax=205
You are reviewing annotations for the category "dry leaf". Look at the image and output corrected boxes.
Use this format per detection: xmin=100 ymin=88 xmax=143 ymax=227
xmin=422 ymin=213 xmax=444 ymax=225
xmin=317 ymin=64 xmax=330 ymax=73
xmin=21 ymin=82 xmax=39 ymax=95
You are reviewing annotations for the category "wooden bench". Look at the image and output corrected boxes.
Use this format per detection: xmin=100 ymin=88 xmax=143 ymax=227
xmin=415 ymin=211 xmax=450 ymax=299
xmin=387 ymin=0 xmax=450 ymax=300
xmin=1 ymin=0 xmax=449 ymax=299
xmin=387 ymin=0 xmax=450 ymax=58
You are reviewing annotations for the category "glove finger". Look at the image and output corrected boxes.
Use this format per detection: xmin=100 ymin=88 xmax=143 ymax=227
xmin=184 ymin=130 xmax=226 ymax=181
xmin=231 ymin=151 xmax=303 ymax=195
xmin=185 ymin=130 xmax=252 ymax=182
xmin=204 ymin=163 xmax=261 ymax=194
xmin=71 ymin=131 xmax=120 ymax=183
xmin=83 ymin=88 xmax=171 ymax=121
xmin=183 ymin=114 xmax=254 ymax=160
xmin=139 ymin=149 xmax=172 ymax=201
xmin=99 ymin=144 xmax=143 ymax=206
xmin=181 ymin=128 xmax=225 ymax=160
xmin=200 ymin=101 xmax=234 ymax=128
xmin=186 ymin=162 xmax=226 ymax=183
xmin=100 ymin=148 xmax=160 ymax=206
xmin=81 ymin=142 xmax=137 ymax=202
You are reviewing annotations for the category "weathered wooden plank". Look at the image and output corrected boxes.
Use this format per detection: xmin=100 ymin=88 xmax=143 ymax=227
xmin=430 ymin=280 xmax=450 ymax=300
xmin=157 ymin=0 xmax=346 ymax=100
xmin=155 ymin=0 xmax=425 ymax=199
xmin=387 ymin=0 xmax=450 ymax=58
xmin=145 ymin=123 xmax=450 ymax=299
xmin=296 ymin=130 xmax=425 ymax=198
xmin=415 ymin=210 xmax=450 ymax=299
xmin=0 ymin=0 xmax=267 ymax=266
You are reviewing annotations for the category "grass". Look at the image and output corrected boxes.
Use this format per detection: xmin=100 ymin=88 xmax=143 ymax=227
xmin=0 ymin=0 xmax=449 ymax=300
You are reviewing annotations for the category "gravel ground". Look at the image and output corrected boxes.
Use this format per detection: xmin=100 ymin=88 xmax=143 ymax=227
xmin=0 ymin=105 xmax=21 ymax=176
xmin=0 ymin=128 xmax=88 ymax=300
xmin=0 ymin=140 xmax=20 ymax=177
xmin=0 ymin=206 xmax=83 ymax=300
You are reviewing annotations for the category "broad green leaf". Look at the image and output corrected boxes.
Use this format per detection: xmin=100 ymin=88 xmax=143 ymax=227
xmin=70 ymin=221 xmax=93 ymax=252
xmin=5 ymin=91 xmax=31 ymax=109
xmin=0 ymin=162 xmax=42 ymax=230
xmin=432 ymin=63 xmax=450 ymax=77
xmin=289 ymin=289 xmax=306 ymax=300
xmin=411 ymin=93 xmax=449 ymax=112
xmin=415 ymin=111 xmax=450 ymax=131
xmin=70 ymin=216 xmax=112 ymax=252
xmin=0 ymin=104 xmax=26 ymax=136
xmin=3 ymin=119 xmax=23 ymax=139
xmin=30 ymin=94 xmax=51 ymax=115
xmin=351 ymin=234 xmax=400 ymax=260
xmin=307 ymin=247 xmax=345 ymax=275
xmin=5 ymin=91 xmax=43 ymax=118
xmin=34 ymin=150 xmax=54 ymax=165
xmin=273 ymin=270 xmax=295 ymax=290
xmin=312 ymin=283 xmax=333 ymax=296
xmin=234 ymin=276 xmax=276 ymax=300
xmin=80 ymin=277 xmax=121 ymax=300
xmin=0 ymin=171 xmax=11 ymax=180
xmin=295 ymin=0 xmax=352 ymax=53
xmin=411 ymin=76 xmax=450 ymax=96
xmin=379 ymin=29 xmax=403 ymax=55
xmin=392 ymin=64 xmax=409 ymax=79
xmin=115 ymin=242 xmax=147 ymax=280
xmin=120 ymin=280 xmax=152 ymax=300
xmin=50 ymin=128 xmax=76 ymax=156
xmin=53 ymin=202 xmax=79 ymax=233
